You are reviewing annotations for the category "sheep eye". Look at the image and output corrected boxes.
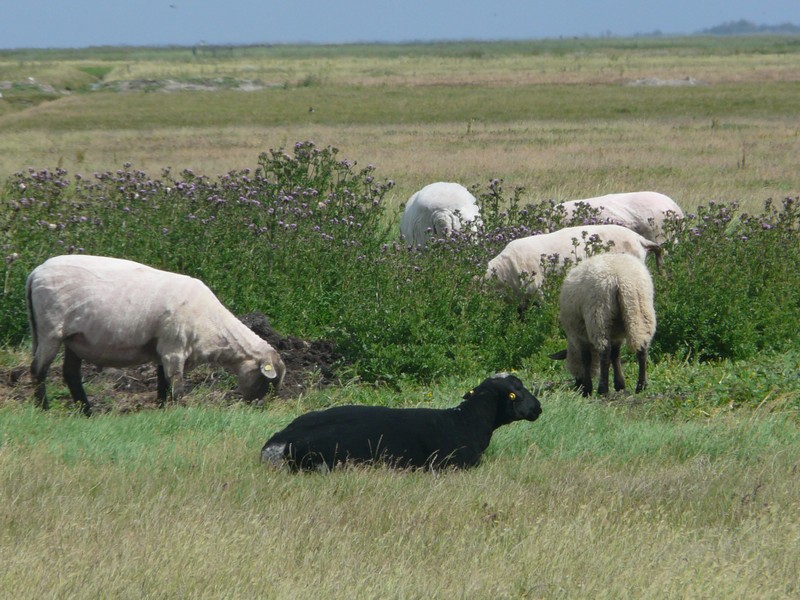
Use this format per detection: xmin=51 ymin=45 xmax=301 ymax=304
xmin=509 ymin=392 xmax=516 ymax=400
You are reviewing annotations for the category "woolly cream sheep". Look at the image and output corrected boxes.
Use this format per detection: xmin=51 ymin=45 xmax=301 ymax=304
xmin=261 ymin=373 xmax=541 ymax=471
xmin=484 ymin=224 xmax=661 ymax=302
xmin=400 ymin=181 xmax=482 ymax=247
xmin=556 ymin=191 xmax=684 ymax=244
xmin=550 ymin=253 xmax=656 ymax=396
xmin=26 ymin=255 xmax=286 ymax=415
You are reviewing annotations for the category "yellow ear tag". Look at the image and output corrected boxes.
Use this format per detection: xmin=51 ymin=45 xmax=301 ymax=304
xmin=509 ymin=392 xmax=516 ymax=400
xmin=261 ymin=363 xmax=278 ymax=379
xmin=469 ymin=389 xmax=475 ymax=395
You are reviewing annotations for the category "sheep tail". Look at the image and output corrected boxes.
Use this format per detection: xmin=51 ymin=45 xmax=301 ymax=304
xmin=617 ymin=278 xmax=656 ymax=354
xmin=26 ymin=275 xmax=39 ymax=355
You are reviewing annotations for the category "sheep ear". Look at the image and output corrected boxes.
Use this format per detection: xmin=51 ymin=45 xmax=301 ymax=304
xmin=261 ymin=362 xmax=279 ymax=379
xmin=549 ymin=349 xmax=568 ymax=361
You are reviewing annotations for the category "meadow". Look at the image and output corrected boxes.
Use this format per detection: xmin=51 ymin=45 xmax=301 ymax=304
xmin=1 ymin=38 xmax=800 ymax=598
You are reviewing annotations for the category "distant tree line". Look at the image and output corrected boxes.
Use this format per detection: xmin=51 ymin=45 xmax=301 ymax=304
xmin=698 ymin=20 xmax=800 ymax=35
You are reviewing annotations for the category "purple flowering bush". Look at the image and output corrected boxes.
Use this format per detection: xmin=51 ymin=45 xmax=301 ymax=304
xmin=1 ymin=142 xmax=798 ymax=383
xmin=653 ymin=198 xmax=800 ymax=361
xmin=0 ymin=144 xmax=567 ymax=381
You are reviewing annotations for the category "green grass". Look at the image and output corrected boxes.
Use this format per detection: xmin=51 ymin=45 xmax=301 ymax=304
xmin=2 ymin=82 xmax=799 ymax=133
xmin=3 ymin=373 xmax=795 ymax=465
xmin=1 ymin=377 xmax=799 ymax=598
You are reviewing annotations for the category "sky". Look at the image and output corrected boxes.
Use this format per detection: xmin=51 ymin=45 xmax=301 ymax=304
xmin=1 ymin=0 xmax=799 ymax=50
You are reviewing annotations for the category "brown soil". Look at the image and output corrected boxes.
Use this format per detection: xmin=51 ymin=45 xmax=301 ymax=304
xmin=0 ymin=312 xmax=345 ymax=414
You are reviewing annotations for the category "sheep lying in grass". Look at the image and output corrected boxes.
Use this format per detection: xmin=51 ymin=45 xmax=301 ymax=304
xmin=484 ymin=224 xmax=661 ymax=303
xmin=550 ymin=253 xmax=656 ymax=396
xmin=556 ymin=191 xmax=684 ymax=243
xmin=261 ymin=373 xmax=541 ymax=471
xmin=26 ymin=254 xmax=286 ymax=415
xmin=400 ymin=181 xmax=482 ymax=247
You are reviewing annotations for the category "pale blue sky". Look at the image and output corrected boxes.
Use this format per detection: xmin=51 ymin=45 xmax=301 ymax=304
xmin=1 ymin=0 xmax=798 ymax=49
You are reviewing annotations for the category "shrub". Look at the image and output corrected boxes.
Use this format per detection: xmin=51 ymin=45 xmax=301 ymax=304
xmin=653 ymin=198 xmax=800 ymax=361
xmin=1 ymin=143 xmax=798 ymax=383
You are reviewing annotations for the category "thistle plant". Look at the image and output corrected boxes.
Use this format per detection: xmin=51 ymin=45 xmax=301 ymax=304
xmin=1 ymin=144 xmax=798 ymax=382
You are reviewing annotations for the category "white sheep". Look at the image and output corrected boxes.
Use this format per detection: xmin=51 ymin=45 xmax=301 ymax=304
xmin=400 ymin=182 xmax=482 ymax=247
xmin=550 ymin=253 xmax=656 ymax=396
xmin=484 ymin=224 xmax=661 ymax=302
xmin=26 ymin=255 xmax=286 ymax=415
xmin=556 ymin=191 xmax=684 ymax=243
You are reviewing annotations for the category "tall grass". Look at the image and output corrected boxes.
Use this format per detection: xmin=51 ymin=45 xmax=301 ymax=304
xmin=1 ymin=383 xmax=798 ymax=598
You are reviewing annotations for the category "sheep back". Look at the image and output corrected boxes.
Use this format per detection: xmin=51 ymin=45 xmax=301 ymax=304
xmin=485 ymin=224 xmax=660 ymax=298
xmin=400 ymin=182 xmax=481 ymax=247
xmin=558 ymin=191 xmax=684 ymax=243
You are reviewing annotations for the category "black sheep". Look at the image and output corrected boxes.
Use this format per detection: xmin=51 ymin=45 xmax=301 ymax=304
xmin=261 ymin=373 xmax=542 ymax=471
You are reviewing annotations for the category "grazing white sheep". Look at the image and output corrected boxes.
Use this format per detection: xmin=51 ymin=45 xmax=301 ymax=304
xmin=484 ymin=224 xmax=661 ymax=301
xmin=556 ymin=191 xmax=684 ymax=243
xmin=550 ymin=253 xmax=656 ymax=396
xmin=400 ymin=182 xmax=482 ymax=247
xmin=26 ymin=255 xmax=286 ymax=415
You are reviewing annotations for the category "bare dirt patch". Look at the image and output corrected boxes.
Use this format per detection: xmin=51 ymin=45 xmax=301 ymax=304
xmin=0 ymin=312 xmax=344 ymax=414
xmin=92 ymin=78 xmax=273 ymax=93
xmin=627 ymin=76 xmax=708 ymax=86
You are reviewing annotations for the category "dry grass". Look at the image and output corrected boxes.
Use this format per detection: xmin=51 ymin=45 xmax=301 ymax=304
xmin=2 ymin=116 xmax=797 ymax=216
xmin=1 ymin=404 xmax=798 ymax=599
xmin=2 ymin=40 xmax=800 ymax=217
xmin=8 ymin=46 xmax=798 ymax=88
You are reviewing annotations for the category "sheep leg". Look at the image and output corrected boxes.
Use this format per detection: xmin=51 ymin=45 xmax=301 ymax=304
xmin=611 ymin=344 xmax=626 ymax=391
xmin=579 ymin=345 xmax=593 ymax=397
xmin=170 ymin=373 xmax=185 ymax=401
xmin=31 ymin=363 xmax=51 ymax=411
xmin=161 ymin=355 xmax=185 ymax=402
xmin=635 ymin=348 xmax=648 ymax=393
xmin=156 ymin=365 xmax=168 ymax=407
xmin=597 ymin=347 xmax=611 ymax=395
xmin=31 ymin=337 xmax=61 ymax=411
xmin=63 ymin=347 xmax=92 ymax=416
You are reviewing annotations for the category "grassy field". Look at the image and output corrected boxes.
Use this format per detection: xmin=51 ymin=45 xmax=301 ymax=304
xmin=1 ymin=38 xmax=800 ymax=598
xmin=2 ymin=38 xmax=800 ymax=211
xmin=1 ymin=380 xmax=799 ymax=598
